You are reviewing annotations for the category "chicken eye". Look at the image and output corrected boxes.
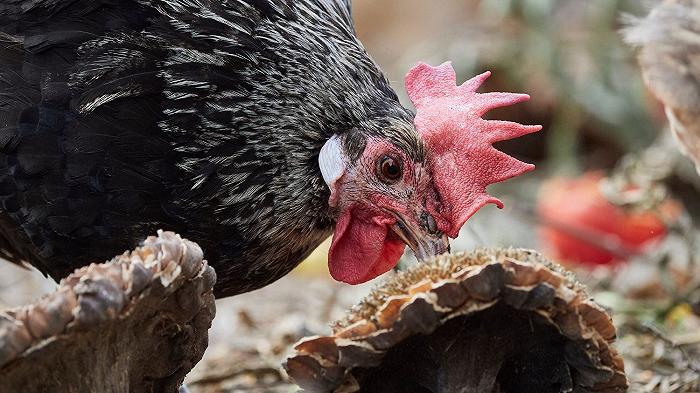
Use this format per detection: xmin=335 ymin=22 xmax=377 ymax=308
xmin=377 ymin=155 xmax=403 ymax=183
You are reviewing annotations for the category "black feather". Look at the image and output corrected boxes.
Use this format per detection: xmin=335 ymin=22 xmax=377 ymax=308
xmin=0 ymin=0 xmax=417 ymax=297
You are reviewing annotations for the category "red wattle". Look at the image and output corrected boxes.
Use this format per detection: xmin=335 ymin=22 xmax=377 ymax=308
xmin=328 ymin=207 xmax=405 ymax=284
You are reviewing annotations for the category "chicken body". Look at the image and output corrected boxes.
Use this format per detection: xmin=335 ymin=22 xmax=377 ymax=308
xmin=0 ymin=0 xmax=419 ymax=297
xmin=624 ymin=0 xmax=700 ymax=172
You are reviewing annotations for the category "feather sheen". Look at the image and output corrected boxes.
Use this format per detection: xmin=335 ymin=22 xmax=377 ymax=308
xmin=0 ymin=0 xmax=416 ymax=297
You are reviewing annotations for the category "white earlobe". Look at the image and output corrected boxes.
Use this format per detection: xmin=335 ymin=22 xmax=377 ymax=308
xmin=319 ymin=135 xmax=345 ymax=198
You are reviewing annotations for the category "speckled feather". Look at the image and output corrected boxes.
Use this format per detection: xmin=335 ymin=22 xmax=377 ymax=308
xmin=0 ymin=0 xmax=420 ymax=297
xmin=623 ymin=0 xmax=700 ymax=172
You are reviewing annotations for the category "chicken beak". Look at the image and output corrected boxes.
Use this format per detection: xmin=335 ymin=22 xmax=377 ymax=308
xmin=390 ymin=211 xmax=450 ymax=262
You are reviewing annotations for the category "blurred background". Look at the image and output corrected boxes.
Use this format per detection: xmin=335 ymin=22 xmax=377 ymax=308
xmin=4 ymin=1 xmax=700 ymax=391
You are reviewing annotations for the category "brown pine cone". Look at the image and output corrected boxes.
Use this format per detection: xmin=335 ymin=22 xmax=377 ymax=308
xmin=0 ymin=231 xmax=217 ymax=393
xmin=285 ymin=249 xmax=627 ymax=393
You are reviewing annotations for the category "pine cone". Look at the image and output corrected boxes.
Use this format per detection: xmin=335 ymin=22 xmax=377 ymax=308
xmin=0 ymin=231 xmax=216 ymax=393
xmin=285 ymin=249 xmax=627 ymax=393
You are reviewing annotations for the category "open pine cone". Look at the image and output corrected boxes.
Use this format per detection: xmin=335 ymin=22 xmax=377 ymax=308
xmin=0 ymin=231 xmax=216 ymax=393
xmin=285 ymin=249 xmax=627 ymax=393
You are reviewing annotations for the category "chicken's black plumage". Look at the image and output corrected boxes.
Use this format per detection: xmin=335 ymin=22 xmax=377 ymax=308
xmin=0 ymin=0 xmax=418 ymax=296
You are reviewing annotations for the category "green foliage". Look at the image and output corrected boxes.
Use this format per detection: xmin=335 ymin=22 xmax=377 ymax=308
xmin=452 ymin=0 xmax=658 ymax=172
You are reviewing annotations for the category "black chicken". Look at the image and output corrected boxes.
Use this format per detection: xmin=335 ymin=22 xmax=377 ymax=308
xmin=0 ymin=0 xmax=536 ymax=297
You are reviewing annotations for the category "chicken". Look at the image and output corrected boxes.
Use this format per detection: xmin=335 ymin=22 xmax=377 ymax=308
xmin=624 ymin=0 xmax=700 ymax=172
xmin=0 ymin=0 xmax=538 ymax=297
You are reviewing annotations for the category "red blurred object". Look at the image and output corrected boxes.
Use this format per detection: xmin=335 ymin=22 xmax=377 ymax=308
xmin=537 ymin=172 xmax=679 ymax=266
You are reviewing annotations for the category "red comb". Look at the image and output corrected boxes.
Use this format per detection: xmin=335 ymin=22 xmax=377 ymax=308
xmin=406 ymin=62 xmax=541 ymax=238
